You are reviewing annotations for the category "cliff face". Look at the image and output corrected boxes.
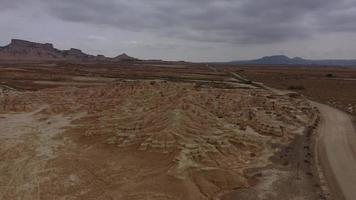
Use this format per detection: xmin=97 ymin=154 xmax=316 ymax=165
xmin=62 ymin=48 xmax=95 ymax=60
xmin=0 ymin=39 xmax=137 ymax=62
xmin=10 ymin=39 xmax=54 ymax=49
xmin=0 ymin=39 xmax=64 ymax=60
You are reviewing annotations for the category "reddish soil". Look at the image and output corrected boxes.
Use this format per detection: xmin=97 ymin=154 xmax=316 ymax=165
xmin=0 ymin=62 xmax=330 ymax=199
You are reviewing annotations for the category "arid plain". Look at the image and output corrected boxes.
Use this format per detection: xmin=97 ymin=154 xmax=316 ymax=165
xmin=1 ymin=39 xmax=356 ymax=200
xmin=0 ymin=61 xmax=329 ymax=200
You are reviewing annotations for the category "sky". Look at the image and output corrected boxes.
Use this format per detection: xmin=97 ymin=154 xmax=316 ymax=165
xmin=1 ymin=0 xmax=356 ymax=62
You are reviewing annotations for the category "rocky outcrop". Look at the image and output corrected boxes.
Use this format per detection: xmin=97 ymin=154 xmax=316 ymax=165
xmin=113 ymin=53 xmax=138 ymax=61
xmin=0 ymin=39 xmax=137 ymax=62
xmin=0 ymin=80 xmax=317 ymax=199
xmin=62 ymin=48 xmax=94 ymax=61
xmin=0 ymin=39 xmax=63 ymax=60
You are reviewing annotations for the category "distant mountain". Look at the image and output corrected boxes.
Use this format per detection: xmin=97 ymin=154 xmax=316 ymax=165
xmin=0 ymin=39 xmax=138 ymax=62
xmin=230 ymin=55 xmax=356 ymax=66
xmin=250 ymin=55 xmax=309 ymax=65
xmin=113 ymin=53 xmax=138 ymax=62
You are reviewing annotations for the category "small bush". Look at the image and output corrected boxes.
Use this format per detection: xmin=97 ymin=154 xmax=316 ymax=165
xmin=288 ymin=85 xmax=305 ymax=90
xmin=326 ymin=73 xmax=335 ymax=78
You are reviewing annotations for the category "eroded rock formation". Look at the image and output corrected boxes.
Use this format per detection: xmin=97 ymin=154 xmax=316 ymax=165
xmin=0 ymin=80 xmax=317 ymax=199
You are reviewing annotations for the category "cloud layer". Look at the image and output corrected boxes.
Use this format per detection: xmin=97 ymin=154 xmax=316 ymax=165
xmin=1 ymin=0 xmax=356 ymax=61
xmin=41 ymin=0 xmax=356 ymax=44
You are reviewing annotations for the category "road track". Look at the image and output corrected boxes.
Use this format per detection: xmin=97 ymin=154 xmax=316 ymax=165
xmin=312 ymin=102 xmax=356 ymax=200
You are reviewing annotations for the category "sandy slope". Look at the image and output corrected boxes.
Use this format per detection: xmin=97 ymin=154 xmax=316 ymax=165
xmin=0 ymin=107 xmax=84 ymax=199
xmin=313 ymin=102 xmax=356 ymax=200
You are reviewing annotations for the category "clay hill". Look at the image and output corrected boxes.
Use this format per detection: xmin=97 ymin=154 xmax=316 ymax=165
xmin=0 ymin=79 xmax=319 ymax=199
xmin=0 ymin=39 xmax=138 ymax=62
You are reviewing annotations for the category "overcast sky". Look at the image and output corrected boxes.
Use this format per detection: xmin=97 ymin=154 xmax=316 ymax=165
xmin=1 ymin=0 xmax=356 ymax=62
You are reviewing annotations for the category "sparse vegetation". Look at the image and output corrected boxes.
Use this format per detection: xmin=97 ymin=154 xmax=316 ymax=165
xmin=288 ymin=85 xmax=305 ymax=90
xmin=326 ymin=73 xmax=335 ymax=78
xmin=240 ymin=66 xmax=356 ymax=116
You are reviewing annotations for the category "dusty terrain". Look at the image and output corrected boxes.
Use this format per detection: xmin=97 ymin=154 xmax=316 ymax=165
xmin=235 ymin=66 xmax=356 ymax=116
xmin=0 ymin=63 xmax=323 ymax=199
xmin=224 ymin=65 xmax=356 ymax=200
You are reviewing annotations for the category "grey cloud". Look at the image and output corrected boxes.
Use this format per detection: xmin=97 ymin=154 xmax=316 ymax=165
xmin=2 ymin=0 xmax=356 ymax=61
xmin=36 ymin=0 xmax=323 ymax=44
xmin=37 ymin=0 xmax=356 ymax=45
xmin=0 ymin=0 xmax=24 ymax=11
xmin=316 ymin=1 xmax=356 ymax=32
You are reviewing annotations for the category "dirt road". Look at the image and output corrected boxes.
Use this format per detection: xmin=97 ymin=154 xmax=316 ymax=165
xmin=313 ymin=102 xmax=356 ymax=200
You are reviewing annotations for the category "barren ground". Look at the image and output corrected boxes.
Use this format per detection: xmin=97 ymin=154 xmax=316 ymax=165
xmin=0 ymin=63 xmax=328 ymax=199
xmin=235 ymin=65 xmax=356 ymax=116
